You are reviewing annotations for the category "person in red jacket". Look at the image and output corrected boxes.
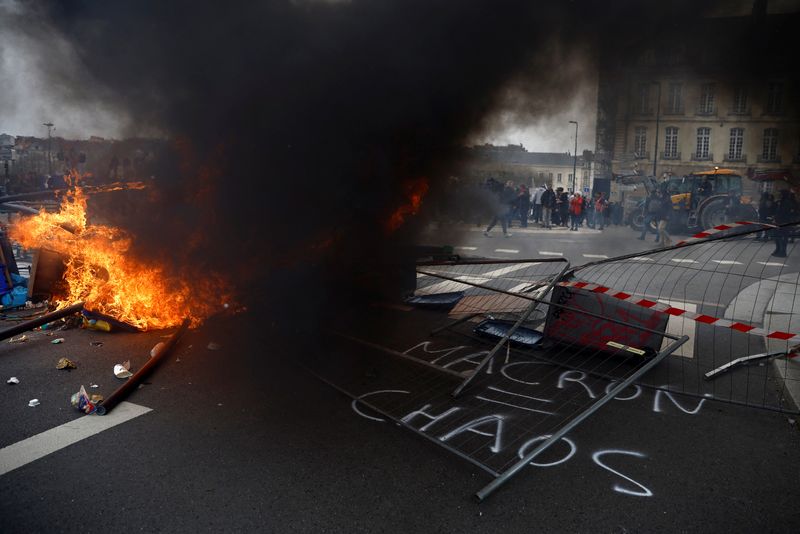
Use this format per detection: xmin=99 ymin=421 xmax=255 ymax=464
xmin=569 ymin=192 xmax=584 ymax=231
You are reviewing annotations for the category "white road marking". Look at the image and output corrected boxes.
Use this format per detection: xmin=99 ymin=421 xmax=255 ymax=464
xmin=416 ymin=263 xmax=534 ymax=295
xmin=455 ymin=246 xmax=478 ymax=251
xmin=628 ymin=257 xmax=655 ymax=262
xmin=711 ymin=260 xmax=743 ymax=265
xmin=495 ymin=249 xmax=519 ymax=254
xmin=583 ymin=254 xmax=608 ymax=259
xmin=670 ymin=259 xmax=698 ymax=264
xmin=0 ymin=402 xmax=152 ymax=476
xmin=658 ymin=299 xmax=696 ymax=359
xmin=538 ymin=251 xmax=563 ymax=256
xmin=757 ymin=261 xmax=785 ymax=267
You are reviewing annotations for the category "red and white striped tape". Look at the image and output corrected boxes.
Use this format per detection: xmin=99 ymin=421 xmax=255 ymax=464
xmin=675 ymin=220 xmax=768 ymax=247
xmin=557 ymin=280 xmax=800 ymax=344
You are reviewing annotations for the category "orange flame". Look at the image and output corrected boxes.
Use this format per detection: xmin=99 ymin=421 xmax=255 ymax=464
xmin=9 ymin=172 xmax=229 ymax=330
xmin=386 ymin=177 xmax=429 ymax=233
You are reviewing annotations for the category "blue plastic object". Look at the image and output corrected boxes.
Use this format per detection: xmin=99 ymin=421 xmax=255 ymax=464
xmin=473 ymin=319 xmax=543 ymax=347
xmin=405 ymin=291 xmax=465 ymax=310
xmin=1 ymin=286 xmax=28 ymax=308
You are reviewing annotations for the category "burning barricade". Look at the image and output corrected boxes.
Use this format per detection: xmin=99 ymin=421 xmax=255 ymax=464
xmin=0 ymin=172 xmax=229 ymax=414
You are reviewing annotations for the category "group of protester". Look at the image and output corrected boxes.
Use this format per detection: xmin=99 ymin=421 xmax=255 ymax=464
xmin=482 ymin=178 xmax=616 ymax=237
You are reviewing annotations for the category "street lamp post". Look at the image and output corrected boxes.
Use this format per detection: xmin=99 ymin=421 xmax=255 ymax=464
xmin=652 ymin=82 xmax=661 ymax=177
xmin=569 ymin=120 xmax=578 ymax=193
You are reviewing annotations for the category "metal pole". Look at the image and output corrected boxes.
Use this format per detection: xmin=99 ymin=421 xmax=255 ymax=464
xmin=476 ymin=334 xmax=690 ymax=501
xmin=569 ymin=121 xmax=578 ymax=193
xmin=0 ymin=302 xmax=84 ymax=342
xmin=96 ymin=318 xmax=189 ymax=415
xmin=652 ymin=82 xmax=660 ymax=177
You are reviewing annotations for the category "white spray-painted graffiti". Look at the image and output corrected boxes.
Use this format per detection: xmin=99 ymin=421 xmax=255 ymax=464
xmin=349 ymin=342 xmax=708 ymax=498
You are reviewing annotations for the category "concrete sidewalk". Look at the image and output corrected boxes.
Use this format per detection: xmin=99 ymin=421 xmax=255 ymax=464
xmin=725 ymin=272 xmax=800 ymax=409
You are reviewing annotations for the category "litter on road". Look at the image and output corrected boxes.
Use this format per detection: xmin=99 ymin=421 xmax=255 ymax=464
xmin=71 ymin=385 xmax=98 ymax=414
xmin=114 ymin=362 xmax=133 ymax=379
xmin=56 ymin=357 xmax=77 ymax=370
xmin=51 ymin=338 xmax=65 ymax=344
xmin=7 ymin=377 xmax=20 ymax=384
xmin=28 ymin=399 xmax=40 ymax=407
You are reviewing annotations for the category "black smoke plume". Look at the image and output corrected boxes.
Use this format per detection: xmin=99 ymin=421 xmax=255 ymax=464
xmin=34 ymin=0 xmax=726 ymax=316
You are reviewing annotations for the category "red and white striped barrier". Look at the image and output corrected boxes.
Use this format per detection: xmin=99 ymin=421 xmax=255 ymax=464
xmin=557 ymin=280 xmax=800 ymax=344
xmin=675 ymin=220 xmax=770 ymax=247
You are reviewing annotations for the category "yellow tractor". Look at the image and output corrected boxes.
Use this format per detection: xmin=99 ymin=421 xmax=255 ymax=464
xmin=664 ymin=168 xmax=757 ymax=230
xmin=625 ymin=168 xmax=757 ymax=232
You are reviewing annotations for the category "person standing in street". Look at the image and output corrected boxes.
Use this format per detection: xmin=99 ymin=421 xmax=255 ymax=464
xmin=484 ymin=180 xmax=516 ymax=237
xmin=657 ymin=190 xmax=673 ymax=247
xmin=569 ymin=192 xmax=583 ymax=231
xmin=516 ymin=184 xmax=531 ymax=228
xmin=531 ymin=184 xmax=545 ymax=223
xmin=772 ymin=189 xmax=798 ymax=257
xmin=638 ymin=190 xmax=661 ymax=240
xmin=540 ymin=184 xmax=555 ymax=229
xmin=758 ymin=191 xmax=775 ymax=241
xmin=594 ymin=192 xmax=608 ymax=230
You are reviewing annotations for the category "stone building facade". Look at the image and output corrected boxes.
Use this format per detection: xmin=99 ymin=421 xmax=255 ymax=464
xmin=595 ymin=4 xmax=799 ymax=205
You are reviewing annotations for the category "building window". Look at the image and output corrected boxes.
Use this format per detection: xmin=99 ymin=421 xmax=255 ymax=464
xmin=667 ymin=83 xmax=682 ymax=113
xmin=636 ymin=83 xmax=650 ymax=114
xmin=698 ymin=83 xmax=715 ymax=114
xmin=766 ymin=82 xmax=783 ymax=114
xmin=761 ymin=181 xmax=774 ymax=193
xmin=696 ymin=127 xmax=711 ymax=159
xmin=732 ymin=86 xmax=748 ymax=114
xmin=762 ymin=128 xmax=779 ymax=161
xmin=634 ymin=126 xmax=647 ymax=157
xmin=664 ymin=127 xmax=678 ymax=158
xmin=728 ymin=128 xmax=744 ymax=160
xmin=557 ymin=173 xmax=562 ymax=183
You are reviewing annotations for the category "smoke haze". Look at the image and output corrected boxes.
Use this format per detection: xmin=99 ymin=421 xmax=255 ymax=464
xmin=6 ymin=0 xmax=756 ymax=313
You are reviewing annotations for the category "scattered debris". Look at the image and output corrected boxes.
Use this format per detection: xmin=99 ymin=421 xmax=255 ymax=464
xmin=56 ymin=357 xmax=77 ymax=370
xmin=70 ymin=386 xmax=97 ymax=414
xmin=90 ymin=394 xmax=104 ymax=403
xmin=114 ymin=363 xmax=133 ymax=379
xmin=207 ymin=342 xmax=221 ymax=351
xmin=83 ymin=318 xmax=111 ymax=332
xmin=90 ymin=384 xmax=99 ymax=388
xmin=51 ymin=337 xmax=65 ymax=344
xmin=82 ymin=310 xmax=142 ymax=333
xmin=7 ymin=376 xmax=20 ymax=384
xmin=89 ymin=341 xmax=104 ymax=347
xmin=28 ymin=398 xmax=40 ymax=407
xmin=9 ymin=334 xmax=28 ymax=343
xmin=41 ymin=318 xmax=65 ymax=330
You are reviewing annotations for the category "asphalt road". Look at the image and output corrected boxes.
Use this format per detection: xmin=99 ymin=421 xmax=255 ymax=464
xmin=1 ymin=226 xmax=799 ymax=533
